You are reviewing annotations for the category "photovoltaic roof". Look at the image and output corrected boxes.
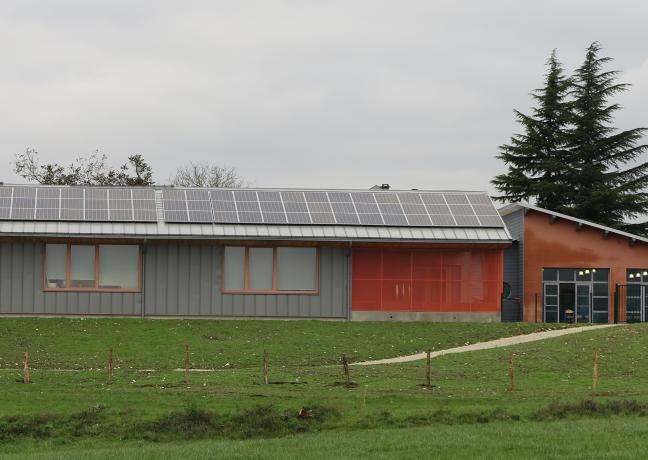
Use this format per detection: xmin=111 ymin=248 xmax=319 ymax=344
xmin=0 ymin=185 xmax=505 ymax=229
xmin=0 ymin=186 xmax=157 ymax=222
xmin=160 ymin=188 xmax=505 ymax=228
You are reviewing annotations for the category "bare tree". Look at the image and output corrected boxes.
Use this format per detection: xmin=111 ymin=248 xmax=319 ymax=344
xmin=13 ymin=148 xmax=154 ymax=186
xmin=170 ymin=162 xmax=248 ymax=188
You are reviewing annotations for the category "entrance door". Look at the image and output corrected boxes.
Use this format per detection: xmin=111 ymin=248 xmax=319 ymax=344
xmin=626 ymin=284 xmax=642 ymax=322
xmin=559 ymin=283 xmax=576 ymax=323
xmin=575 ymin=284 xmax=591 ymax=323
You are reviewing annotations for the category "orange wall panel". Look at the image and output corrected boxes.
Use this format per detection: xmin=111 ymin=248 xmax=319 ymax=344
xmin=352 ymin=247 xmax=503 ymax=313
xmin=523 ymin=211 xmax=648 ymax=322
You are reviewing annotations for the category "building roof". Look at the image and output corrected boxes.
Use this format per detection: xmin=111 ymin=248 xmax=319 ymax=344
xmin=498 ymin=202 xmax=648 ymax=245
xmin=0 ymin=185 xmax=511 ymax=243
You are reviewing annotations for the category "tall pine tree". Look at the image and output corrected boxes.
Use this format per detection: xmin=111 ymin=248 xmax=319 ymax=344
xmin=492 ymin=50 xmax=572 ymax=211
xmin=567 ymin=42 xmax=648 ymax=232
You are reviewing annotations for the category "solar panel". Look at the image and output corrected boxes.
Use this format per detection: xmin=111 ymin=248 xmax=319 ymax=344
xmin=11 ymin=187 xmax=36 ymax=220
xmin=84 ymin=188 xmax=109 ymax=221
xmin=258 ymin=191 xmax=287 ymax=224
xmin=35 ymin=187 xmax=60 ymax=220
xmin=281 ymin=191 xmax=312 ymax=224
xmin=234 ymin=190 xmax=263 ymax=223
xmin=0 ymin=186 xmax=157 ymax=222
xmin=132 ymin=189 xmax=157 ymax=221
xmin=158 ymin=189 xmax=505 ymax=228
xmin=60 ymin=188 xmax=84 ymax=220
xmin=303 ymin=192 xmax=336 ymax=224
xmin=108 ymin=188 xmax=133 ymax=221
xmin=0 ymin=188 xmax=11 ymax=219
xmin=185 ymin=189 xmax=212 ymax=222
xmin=162 ymin=189 xmax=189 ymax=222
xmin=0 ymin=186 xmax=506 ymax=228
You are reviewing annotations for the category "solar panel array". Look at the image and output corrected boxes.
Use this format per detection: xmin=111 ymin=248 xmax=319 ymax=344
xmin=161 ymin=189 xmax=504 ymax=228
xmin=0 ymin=187 xmax=157 ymax=222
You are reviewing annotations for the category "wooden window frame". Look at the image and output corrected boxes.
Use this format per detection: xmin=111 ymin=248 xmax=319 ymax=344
xmin=222 ymin=246 xmax=320 ymax=295
xmin=43 ymin=243 xmax=142 ymax=293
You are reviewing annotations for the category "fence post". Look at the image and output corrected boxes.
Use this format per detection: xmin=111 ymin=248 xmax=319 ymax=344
xmin=23 ymin=352 xmax=30 ymax=384
xmin=508 ymin=351 xmax=515 ymax=391
xmin=263 ymin=350 xmax=269 ymax=385
xmin=108 ymin=348 xmax=113 ymax=385
xmin=342 ymin=355 xmax=351 ymax=387
xmin=425 ymin=350 xmax=431 ymax=387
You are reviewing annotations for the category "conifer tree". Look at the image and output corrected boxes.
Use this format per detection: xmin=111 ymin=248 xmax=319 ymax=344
xmin=492 ymin=50 xmax=572 ymax=211
xmin=566 ymin=42 xmax=648 ymax=232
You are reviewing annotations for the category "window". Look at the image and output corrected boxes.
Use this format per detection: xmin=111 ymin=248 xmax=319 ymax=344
xmin=45 ymin=244 xmax=67 ymax=288
xmin=223 ymin=246 xmax=318 ymax=293
xmin=277 ymin=247 xmax=317 ymax=291
xmin=44 ymin=243 xmax=141 ymax=291
xmin=99 ymin=245 xmax=139 ymax=289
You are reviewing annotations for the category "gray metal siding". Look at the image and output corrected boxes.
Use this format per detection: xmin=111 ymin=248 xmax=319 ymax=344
xmin=0 ymin=242 xmax=348 ymax=318
xmin=0 ymin=242 xmax=142 ymax=315
xmin=501 ymin=210 xmax=525 ymax=321
xmin=143 ymin=245 xmax=348 ymax=318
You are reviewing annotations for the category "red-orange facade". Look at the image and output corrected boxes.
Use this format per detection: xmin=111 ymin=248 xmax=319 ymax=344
xmin=523 ymin=211 xmax=648 ymax=322
xmin=352 ymin=247 xmax=504 ymax=313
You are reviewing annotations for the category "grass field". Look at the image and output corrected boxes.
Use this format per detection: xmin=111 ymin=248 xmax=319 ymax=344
xmin=1 ymin=318 xmax=646 ymax=458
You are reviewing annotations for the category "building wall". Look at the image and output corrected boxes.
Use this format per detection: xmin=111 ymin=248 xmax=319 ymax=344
xmin=501 ymin=211 xmax=524 ymax=321
xmin=523 ymin=211 xmax=648 ymax=322
xmin=0 ymin=241 xmax=349 ymax=318
xmin=0 ymin=242 xmax=141 ymax=315
xmin=143 ymin=244 xmax=348 ymax=318
xmin=351 ymin=246 xmax=504 ymax=320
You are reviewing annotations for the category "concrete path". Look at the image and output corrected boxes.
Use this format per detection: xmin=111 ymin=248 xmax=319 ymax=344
xmin=352 ymin=324 xmax=618 ymax=366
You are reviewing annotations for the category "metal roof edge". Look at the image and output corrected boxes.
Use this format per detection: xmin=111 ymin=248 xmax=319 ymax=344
xmin=498 ymin=202 xmax=648 ymax=245
xmin=0 ymin=183 xmax=490 ymax=194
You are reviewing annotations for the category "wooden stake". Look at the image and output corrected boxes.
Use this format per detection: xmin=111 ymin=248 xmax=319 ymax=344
xmin=592 ymin=348 xmax=600 ymax=394
xmin=108 ymin=348 xmax=113 ymax=385
xmin=263 ymin=349 xmax=269 ymax=385
xmin=342 ymin=355 xmax=351 ymax=387
xmin=508 ymin=351 xmax=515 ymax=391
xmin=425 ymin=350 xmax=431 ymax=388
xmin=184 ymin=341 xmax=190 ymax=385
xmin=23 ymin=352 xmax=30 ymax=384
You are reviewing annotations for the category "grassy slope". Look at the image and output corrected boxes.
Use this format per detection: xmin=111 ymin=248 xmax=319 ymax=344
xmin=0 ymin=318 xmax=561 ymax=369
xmin=2 ymin=318 xmax=644 ymax=458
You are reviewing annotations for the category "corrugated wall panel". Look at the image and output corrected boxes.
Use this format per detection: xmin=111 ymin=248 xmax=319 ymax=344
xmin=501 ymin=211 xmax=524 ymax=321
xmin=143 ymin=244 xmax=348 ymax=318
xmin=0 ymin=242 xmax=142 ymax=315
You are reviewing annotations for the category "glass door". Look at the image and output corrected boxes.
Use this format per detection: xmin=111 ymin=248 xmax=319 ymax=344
xmin=626 ymin=284 xmax=642 ymax=322
xmin=575 ymin=284 xmax=591 ymax=323
xmin=543 ymin=283 xmax=558 ymax=322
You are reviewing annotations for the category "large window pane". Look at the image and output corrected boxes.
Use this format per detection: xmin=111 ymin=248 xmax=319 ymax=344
xmin=99 ymin=245 xmax=139 ymax=289
xmin=249 ymin=248 xmax=273 ymax=290
xmin=277 ymin=247 xmax=317 ymax=291
xmin=70 ymin=245 xmax=95 ymax=288
xmin=224 ymin=247 xmax=245 ymax=290
xmin=46 ymin=244 xmax=67 ymax=288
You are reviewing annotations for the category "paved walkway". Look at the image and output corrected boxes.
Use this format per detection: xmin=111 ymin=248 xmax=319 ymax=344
xmin=352 ymin=324 xmax=618 ymax=366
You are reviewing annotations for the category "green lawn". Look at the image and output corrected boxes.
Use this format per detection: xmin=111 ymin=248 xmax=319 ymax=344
xmin=1 ymin=318 xmax=644 ymax=458
xmin=3 ymin=418 xmax=646 ymax=460
xmin=0 ymin=318 xmax=561 ymax=370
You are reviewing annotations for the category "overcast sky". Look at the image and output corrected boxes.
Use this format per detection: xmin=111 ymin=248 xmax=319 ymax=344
xmin=1 ymin=1 xmax=647 ymax=192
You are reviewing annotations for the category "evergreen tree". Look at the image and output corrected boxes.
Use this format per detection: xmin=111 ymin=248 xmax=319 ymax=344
xmin=567 ymin=42 xmax=648 ymax=232
xmin=492 ymin=50 xmax=572 ymax=211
